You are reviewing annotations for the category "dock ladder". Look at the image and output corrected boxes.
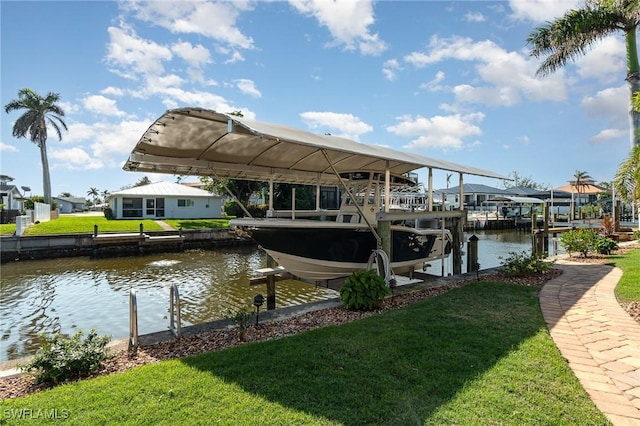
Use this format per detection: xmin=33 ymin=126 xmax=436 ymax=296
xmin=169 ymin=283 xmax=182 ymax=338
xmin=129 ymin=288 xmax=138 ymax=353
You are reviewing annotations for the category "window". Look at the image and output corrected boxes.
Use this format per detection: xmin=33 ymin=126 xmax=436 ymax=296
xmin=122 ymin=198 xmax=143 ymax=218
xmin=177 ymin=199 xmax=195 ymax=208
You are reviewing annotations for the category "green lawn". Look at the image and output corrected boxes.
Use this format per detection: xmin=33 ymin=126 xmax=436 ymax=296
xmin=610 ymin=248 xmax=640 ymax=301
xmin=162 ymin=218 xmax=230 ymax=230
xmin=1 ymin=216 xmax=232 ymax=236
xmin=22 ymin=215 xmax=164 ymax=235
xmin=0 ymin=223 xmax=16 ymax=236
xmin=1 ymin=282 xmax=609 ymax=425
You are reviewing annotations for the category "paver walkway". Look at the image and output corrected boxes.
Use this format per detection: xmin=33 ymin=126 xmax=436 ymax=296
xmin=539 ymin=260 xmax=640 ymax=425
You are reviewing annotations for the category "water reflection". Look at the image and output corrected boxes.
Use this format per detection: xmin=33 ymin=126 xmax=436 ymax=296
xmin=0 ymin=230 xmax=555 ymax=361
xmin=0 ymin=247 xmax=337 ymax=361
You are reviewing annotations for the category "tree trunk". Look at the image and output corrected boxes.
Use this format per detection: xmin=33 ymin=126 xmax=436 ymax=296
xmin=625 ymin=30 xmax=640 ymax=146
xmin=39 ymin=136 xmax=52 ymax=205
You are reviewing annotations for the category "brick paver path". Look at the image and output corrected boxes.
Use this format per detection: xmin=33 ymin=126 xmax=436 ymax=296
xmin=539 ymin=261 xmax=640 ymax=425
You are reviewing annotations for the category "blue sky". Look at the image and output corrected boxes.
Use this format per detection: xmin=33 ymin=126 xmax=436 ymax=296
xmin=0 ymin=0 xmax=633 ymax=199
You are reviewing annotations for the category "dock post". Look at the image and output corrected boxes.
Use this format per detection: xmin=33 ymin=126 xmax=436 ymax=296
xmin=467 ymin=234 xmax=479 ymax=274
xmin=94 ymin=224 xmax=98 ymax=237
xmin=533 ymin=230 xmax=544 ymax=257
xmin=139 ymin=223 xmax=144 ymax=235
xmin=452 ymin=216 xmax=462 ymax=275
xmin=266 ymin=255 xmax=276 ymax=310
xmin=543 ymin=204 xmax=549 ymax=256
xmin=377 ymin=219 xmax=392 ymax=263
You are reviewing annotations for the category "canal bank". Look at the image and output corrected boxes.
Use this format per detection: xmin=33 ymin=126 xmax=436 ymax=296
xmin=0 ymin=228 xmax=254 ymax=262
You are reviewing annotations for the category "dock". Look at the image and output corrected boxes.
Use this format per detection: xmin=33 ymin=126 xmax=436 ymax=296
xmin=91 ymin=231 xmax=185 ymax=256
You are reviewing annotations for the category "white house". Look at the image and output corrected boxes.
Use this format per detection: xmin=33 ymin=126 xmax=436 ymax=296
xmin=108 ymin=181 xmax=223 ymax=219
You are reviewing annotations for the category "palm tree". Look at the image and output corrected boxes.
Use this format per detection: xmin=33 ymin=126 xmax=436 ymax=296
xmin=5 ymin=89 xmax=68 ymax=205
xmin=573 ymin=170 xmax=589 ymax=219
xmin=527 ymin=0 xmax=640 ymax=146
xmin=101 ymin=189 xmax=110 ymax=204
xmin=87 ymin=187 xmax=99 ymax=205
xmin=614 ymin=145 xmax=640 ymax=221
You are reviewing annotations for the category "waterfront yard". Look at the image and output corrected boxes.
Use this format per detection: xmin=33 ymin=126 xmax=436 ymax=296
xmin=1 ymin=279 xmax=610 ymax=425
xmin=0 ymin=215 xmax=231 ymax=236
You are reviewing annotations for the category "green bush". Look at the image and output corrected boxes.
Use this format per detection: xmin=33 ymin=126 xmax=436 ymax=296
xmin=560 ymin=228 xmax=598 ymax=258
xmin=594 ymin=236 xmax=618 ymax=255
xmin=103 ymin=207 xmax=114 ymax=220
xmin=499 ymin=251 xmax=553 ymax=277
xmin=340 ymin=269 xmax=390 ymax=311
xmin=23 ymin=329 xmax=111 ymax=384
xmin=634 ymin=229 xmax=640 ymax=241
xmin=230 ymin=308 xmax=254 ymax=341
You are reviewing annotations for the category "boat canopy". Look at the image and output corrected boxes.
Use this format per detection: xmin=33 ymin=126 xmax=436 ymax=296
xmin=123 ymin=107 xmax=507 ymax=186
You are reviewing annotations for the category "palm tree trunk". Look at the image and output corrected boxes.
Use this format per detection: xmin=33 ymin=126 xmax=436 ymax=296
xmin=626 ymin=30 xmax=640 ymax=146
xmin=39 ymin=136 xmax=52 ymax=205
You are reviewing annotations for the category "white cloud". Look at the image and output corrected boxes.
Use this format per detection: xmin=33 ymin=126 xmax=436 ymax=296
xmin=82 ymin=95 xmax=126 ymax=117
xmin=49 ymin=147 xmax=104 ymax=170
xmin=581 ymin=85 xmax=628 ymax=124
xmin=508 ymin=0 xmax=581 ymax=23
xmin=105 ymin=24 xmax=172 ymax=79
xmin=120 ymin=1 xmax=255 ymax=49
xmin=464 ymin=12 xmax=485 ymax=23
xmin=100 ymin=87 xmax=125 ymax=97
xmin=171 ymin=41 xmax=212 ymax=68
xmin=382 ymin=59 xmax=401 ymax=81
xmin=234 ymin=79 xmax=262 ymax=98
xmin=405 ymin=36 xmax=566 ymax=105
xmin=387 ymin=112 xmax=485 ymax=150
xmin=574 ymin=36 xmax=626 ymax=84
xmin=589 ymin=128 xmax=627 ymax=144
xmin=224 ymin=51 xmax=245 ymax=64
xmin=289 ymin=0 xmax=387 ymax=55
xmin=299 ymin=111 xmax=373 ymax=140
xmin=419 ymin=71 xmax=446 ymax=92
xmin=0 ymin=142 xmax=18 ymax=152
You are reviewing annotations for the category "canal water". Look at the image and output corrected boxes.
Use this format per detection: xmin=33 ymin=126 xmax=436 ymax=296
xmin=0 ymin=229 xmax=553 ymax=361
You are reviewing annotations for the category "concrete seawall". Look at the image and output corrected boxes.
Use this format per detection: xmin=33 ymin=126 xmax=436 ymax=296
xmin=0 ymin=228 xmax=255 ymax=262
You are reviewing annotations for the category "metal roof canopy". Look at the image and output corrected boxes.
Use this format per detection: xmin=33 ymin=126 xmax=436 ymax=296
xmin=485 ymin=196 xmax=545 ymax=204
xmin=123 ymin=107 xmax=508 ymax=185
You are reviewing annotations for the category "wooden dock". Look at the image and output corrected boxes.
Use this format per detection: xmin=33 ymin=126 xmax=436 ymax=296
xmin=91 ymin=232 xmax=185 ymax=256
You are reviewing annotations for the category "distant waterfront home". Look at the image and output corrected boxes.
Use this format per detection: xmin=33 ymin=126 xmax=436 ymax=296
xmin=433 ymin=183 xmax=513 ymax=210
xmin=0 ymin=175 xmax=26 ymax=212
xmin=108 ymin=181 xmax=223 ymax=219
xmin=53 ymin=196 xmax=87 ymax=213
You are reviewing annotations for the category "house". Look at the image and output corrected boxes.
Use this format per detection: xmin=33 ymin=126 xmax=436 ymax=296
xmin=108 ymin=181 xmax=223 ymax=219
xmin=433 ymin=183 xmax=512 ymax=210
xmin=0 ymin=175 xmax=26 ymax=211
xmin=53 ymin=196 xmax=87 ymax=213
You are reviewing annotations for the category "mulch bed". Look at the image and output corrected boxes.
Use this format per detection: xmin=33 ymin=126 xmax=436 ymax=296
xmin=4 ymin=244 xmax=640 ymax=401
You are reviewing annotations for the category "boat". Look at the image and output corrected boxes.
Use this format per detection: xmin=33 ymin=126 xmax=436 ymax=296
xmin=230 ymin=171 xmax=452 ymax=281
xmin=123 ymin=107 xmax=507 ymax=281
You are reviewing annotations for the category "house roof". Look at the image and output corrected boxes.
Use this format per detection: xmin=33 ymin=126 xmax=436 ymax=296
xmin=505 ymin=186 xmax=540 ymax=196
xmin=53 ymin=196 xmax=86 ymax=204
xmin=555 ymin=183 xmax=608 ymax=195
xmin=485 ymin=196 xmax=545 ymax=204
xmin=434 ymin=183 xmax=511 ymax=195
xmin=122 ymin=107 xmax=508 ymax=186
xmin=110 ymin=181 xmax=218 ymax=198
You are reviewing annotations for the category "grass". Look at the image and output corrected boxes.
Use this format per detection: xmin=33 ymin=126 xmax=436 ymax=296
xmin=162 ymin=218 xmax=230 ymax=230
xmin=1 ymin=282 xmax=609 ymax=425
xmin=0 ymin=223 xmax=16 ymax=236
xmin=22 ymin=216 xmax=164 ymax=235
xmin=0 ymin=216 xmax=232 ymax=236
xmin=609 ymin=248 xmax=640 ymax=302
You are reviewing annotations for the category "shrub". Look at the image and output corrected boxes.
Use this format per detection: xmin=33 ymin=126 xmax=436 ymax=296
xmin=499 ymin=251 xmax=553 ymax=277
xmin=230 ymin=308 xmax=254 ymax=341
xmin=103 ymin=207 xmax=114 ymax=220
xmin=634 ymin=229 xmax=640 ymax=241
xmin=23 ymin=329 xmax=111 ymax=384
xmin=595 ymin=236 xmax=618 ymax=255
xmin=340 ymin=269 xmax=390 ymax=311
xmin=560 ymin=228 xmax=598 ymax=258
